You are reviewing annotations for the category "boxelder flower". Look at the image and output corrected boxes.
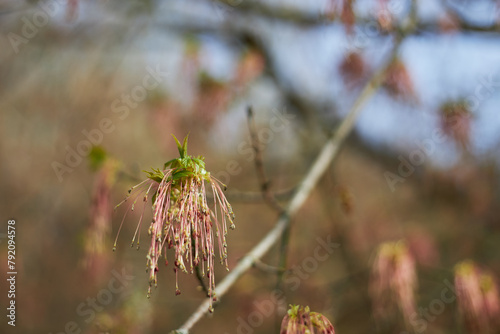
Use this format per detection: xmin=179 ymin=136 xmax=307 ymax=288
xmin=339 ymin=52 xmax=367 ymax=89
xmin=439 ymin=100 xmax=472 ymax=150
xmin=481 ymin=274 xmax=500 ymax=330
xmin=280 ymin=305 xmax=335 ymax=334
xmin=383 ymin=58 xmax=416 ymax=101
xmin=83 ymin=149 xmax=119 ymax=281
xmin=369 ymin=240 xmax=417 ymax=328
xmin=115 ymin=135 xmax=235 ymax=312
xmin=454 ymin=260 xmax=500 ymax=333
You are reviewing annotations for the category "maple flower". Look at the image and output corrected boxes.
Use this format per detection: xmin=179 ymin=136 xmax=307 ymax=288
xmin=481 ymin=274 xmax=500 ymax=330
xmin=439 ymin=100 xmax=472 ymax=150
xmin=85 ymin=171 xmax=112 ymax=253
xmin=339 ymin=52 xmax=367 ymax=89
xmin=83 ymin=148 xmax=119 ymax=281
xmin=383 ymin=58 xmax=416 ymax=101
xmin=115 ymin=135 xmax=235 ymax=312
xmin=280 ymin=305 xmax=335 ymax=334
xmin=454 ymin=260 xmax=500 ymax=333
xmin=369 ymin=240 xmax=417 ymax=328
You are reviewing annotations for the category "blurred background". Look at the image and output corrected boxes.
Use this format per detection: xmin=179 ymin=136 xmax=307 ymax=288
xmin=0 ymin=0 xmax=500 ymax=333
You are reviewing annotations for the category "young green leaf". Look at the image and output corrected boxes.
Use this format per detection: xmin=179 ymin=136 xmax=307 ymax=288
xmin=164 ymin=158 xmax=178 ymax=169
xmin=182 ymin=133 xmax=189 ymax=157
xmin=171 ymin=134 xmax=184 ymax=158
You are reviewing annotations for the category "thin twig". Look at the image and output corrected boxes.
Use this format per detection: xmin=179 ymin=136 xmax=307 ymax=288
xmin=253 ymin=259 xmax=286 ymax=274
xmin=209 ymin=186 xmax=296 ymax=202
xmin=205 ymin=0 xmax=500 ymax=34
xmin=173 ymin=36 xmax=404 ymax=334
xmin=194 ymin=265 xmax=209 ymax=296
xmin=246 ymin=106 xmax=284 ymax=213
xmin=274 ymin=221 xmax=291 ymax=307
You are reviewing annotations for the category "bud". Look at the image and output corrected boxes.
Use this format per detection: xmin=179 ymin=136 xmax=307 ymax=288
xmin=280 ymin=305 xmax=335 ymax=334
xmin=235 ymin=49 xmax=265 ymax=90
xmin=377 ymin=0 xmax=393 ymax=31
xmin=66 ymin=0 xmax=79 ymax=22
xmin=337 ymin=185 xmax=354 ymax=215
xmin=194 ymin=72 xmax=229 ymax=124
xmin=438 ymin=12 xmax=460 ymax=33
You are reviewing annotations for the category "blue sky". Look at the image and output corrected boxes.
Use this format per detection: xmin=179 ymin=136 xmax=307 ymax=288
xmin=51 ymin=0 xmax=500 ymax=167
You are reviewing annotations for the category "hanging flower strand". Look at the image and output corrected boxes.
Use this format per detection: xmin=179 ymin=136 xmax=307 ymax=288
xmin=114 ymin=134 xmax=235 ymax=312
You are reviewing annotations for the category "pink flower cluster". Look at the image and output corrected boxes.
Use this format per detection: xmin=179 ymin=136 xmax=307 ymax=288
xmin=454 ymin=260 xmax=500 ymax=333
xmin=280 ymin=305 xmax=335 ymax=334
xmin=369 ymin=240 xmax=417 ymax=327
xmin=114 ymin=137 xmax=235 ymax=312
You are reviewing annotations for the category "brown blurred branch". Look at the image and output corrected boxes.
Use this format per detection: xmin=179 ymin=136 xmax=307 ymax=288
xmin=207 ymin=186 xmax=296 ymax=202
xmin=208 ymin=0 xmax=500 ymax=35
xmin=6 ymin=1 xmax=500 ymax=46
xmin=246 ymin=106 xmax=284 ymax=213
xmin=275 ymin=214 xmax=291 ymax=300
xmin=211 ymin=0 xmax=334 ymax=26
xmin=172 ymin=34 xmax=404 ymax=334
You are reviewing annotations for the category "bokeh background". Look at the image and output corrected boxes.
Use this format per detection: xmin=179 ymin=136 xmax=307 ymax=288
xmin=1 ymin=0 xmax=500 ymax=333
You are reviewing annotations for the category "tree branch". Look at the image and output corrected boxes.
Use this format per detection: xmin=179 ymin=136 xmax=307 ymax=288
xmin=172 ymin=35 xmax=404 ymax=334
xmin=253 ymin=259 xmax=285 ymax=274
xmin=194 ymin=265 xmax=209 ymax=296
xmin=207 ymin=186 xmax=296 ymax=202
